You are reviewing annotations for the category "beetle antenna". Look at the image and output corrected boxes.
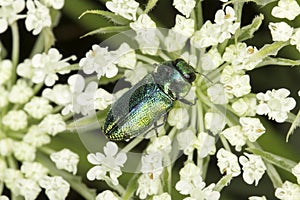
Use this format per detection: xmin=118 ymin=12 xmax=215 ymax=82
xmin=195 ymin=71 xmax=213 ymax=83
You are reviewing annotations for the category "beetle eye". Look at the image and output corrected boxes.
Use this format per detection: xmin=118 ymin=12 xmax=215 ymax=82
xmin=184 ymin=72 xmax=196 ymax=83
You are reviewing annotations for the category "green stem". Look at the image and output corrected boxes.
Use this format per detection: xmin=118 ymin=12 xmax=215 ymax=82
xmin=122 ymin=173 xmax=140 ymax=200
xmin=10 ymin=22 xmax=20 ymax=88
xmin=220 ymin=135 xmax=231 ymax=152
xmin=195 ymin=0 xmax=203 ymax=29
xmin=136 ymin=54 xmax=158 ymax=64
xmin=103 ymin=176 xmax=125 ymax=195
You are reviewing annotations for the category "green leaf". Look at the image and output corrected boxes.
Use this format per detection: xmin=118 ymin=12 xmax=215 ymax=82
xmin=81 ymin=26 xmax=130 ymax=38
xmin=247 ymin=148 xmax=298 ymax=171
xmin=238 ymin=14 xmax=264 ymax=42
xmin=286 ymin=110 xmax=300 ymax=142
xmin=250 ymin=41 xmax=289 ymax=64
xmin=144 ymin=0 xmax=159 ymax=13
xmin=256 ymin=57 xmax=300 ymax=68
xmin=214 ymin=174 xmax=232 ymax=192
xmin=79 ymin=10 xmax=130 ymax=25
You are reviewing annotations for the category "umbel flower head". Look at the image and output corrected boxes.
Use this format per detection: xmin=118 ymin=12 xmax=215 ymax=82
xmin=0 ymin=0 xmax=300 ymax=199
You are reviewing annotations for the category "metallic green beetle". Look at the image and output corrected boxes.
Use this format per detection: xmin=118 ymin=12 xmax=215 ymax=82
xmin=103 ymin=58 xmax=196 ymax=141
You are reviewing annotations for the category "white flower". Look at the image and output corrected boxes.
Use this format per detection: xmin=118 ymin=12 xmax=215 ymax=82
xmin=191 ymin=6 xmax=239 ymax=48
xmin=0 ymin=59 xmax=13 ymax=85
xmin=136 ymin=174 xmax=161 ymax=199
xmin=87 ymin=142 xmax=127 ymax=185
xmin=124 ymin=62 xmax=149 ymax=85
xmin=153 ymin=193 xmax=171 ymax=200
xmin=0 ymin=0 xmax=25 ymax=33
xmin=39 ymin=176 xmax=70 ymax=200
xmin=140 ymin=152 xmax=163 ymax=179
xmin=129 ymin=14 xmax=160 ymax=55
xmin=177 ymin=129 xmax=197 ymax=155
xmin=221 ymin=126 xmax=246 ymax=151
xmin=216 ymin=148 xmax=241 ymax=177
xmin=16 ymin=178 xmax=41 ymax=200
xmin=8 ymin=79 xmax=33 ymax=104
xmin=30 ymin=48 xmax=72 ymax=86
xmin=66 ymin=74 xmax=97 ymax=115
xmin=23 ymin=125 xmax=51 ymax=147
xmin=291 ymin=29 xmax=300 ymax=53
xmin=2 ymin=110 xmax=28 ymax=131
xmin=173 ymin=0 xmax=196 ymax=17
xmin=275 ymin=181 xmax=300 ymax=200
xmin=268 ymin=22 xmax=293 ymax=42
xmin=191 ymin=21 xmax=218 ymax=48
xmin=177 ymin=130 xmax=216 ymax=158
xmin=42 ymin=0 xmax=65 ymax=9
xmin=165 ymin=15 xmax=194 ymax=52
xmin=176 ymin=162 xmax=202 ymax=188
xmin=106 ymin=0 xmax=139 ymax=21
xmin=50 ymin=149 xmax=79 ymax=175
xmin=256 ymin=88 xmax=296 ymax=123
xmin=79 ymin=45 xmax=118 ymax=78
xmin=239 ymin=153 xmax=266 ymax=186
xmin=200 ymin=48 xmax=223 ymax=71
xmin=0 ymin=196 xmax=9 ymax=200
xmin=223 ymin=74 xmax=251 ymax=98
xmin=24 ymin=97 xmax=53 ymax=119
xmin=204 ymin=111 xmax=226 ymax=134
xmin=94 ymin=88 xmax=115 ymax=110
xmin=39 ymin=114 xmax=66 ymax=136
xmin=239 ymin=117 xmax=265 ymax=142
xmin=271 ymin=0 xmax=300 ymax=20
xmin=207 ymin=84 xmax=228 ymax=104
xmin=176 ymin=162 xmax=220 ymax=199
xmin=0 ymin=86 xmax=8 ymax=108
xmin=75 ymin=81 xmax=98 ymax=116
xmin=25 ymin=0 xmax=51 ymax=35
xmin=147 ymin=135 xmax=172 ymax=154
xmin=232 ymin=96 xmax=257 ymax=117
xmin=42 ymin=84 xmax=72 ymax=106
xmin=13 ymin=141 xmax=36 ymax=161
xmin=223 ymin=43 xmax=260 ymax=71
xmin=194 ymin=132 xmax=216 ymax=158
xmin=0 ymin=158 xmax=7 ymax=180
xmin=114 ymin=43 xmax=136 ymax=69
xmin=292 ymin=162 xmax=300 ymax=184
xmin=3 ymin=168 xmax=23 ymax=193
xmin=167 ymin=107 xmax=189 ymax=129
xmin=96 ymin=190 xmax=120 ymax=200
xmin=0 ymin=138 xmax=14 ymax=156
xmin=248 ymin=196 xmax=267 ymax=200
xmin=21 ymin=162 xmax=49 ymax=181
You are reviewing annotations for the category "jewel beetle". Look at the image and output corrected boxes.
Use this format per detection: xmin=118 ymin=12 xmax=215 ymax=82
xmin=103 ymin=58 xmax=196 ymax=141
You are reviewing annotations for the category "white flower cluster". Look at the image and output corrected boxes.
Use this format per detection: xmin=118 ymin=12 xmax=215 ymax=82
xmin=191 ymin=6 xmax=240 ymax=48
xmin=0 ymin=0 xmax=65 ymax=35
xmin=136 ymin=136 xmax=172 ymax=199
xmin=175 ymin=162 xmax=220 ymax=200
xmin=217 ymin=149 xmax=266 ymax=186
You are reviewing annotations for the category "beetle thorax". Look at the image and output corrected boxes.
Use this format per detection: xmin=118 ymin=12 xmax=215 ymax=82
xmin=153 ymin=65 xmax=192 ymax=100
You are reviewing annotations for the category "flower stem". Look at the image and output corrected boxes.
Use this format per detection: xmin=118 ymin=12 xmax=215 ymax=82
xmin=122 ymin=173 xmax=140 ymax=200
xmin=10 ymin=22 xmax=19 ymax=89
